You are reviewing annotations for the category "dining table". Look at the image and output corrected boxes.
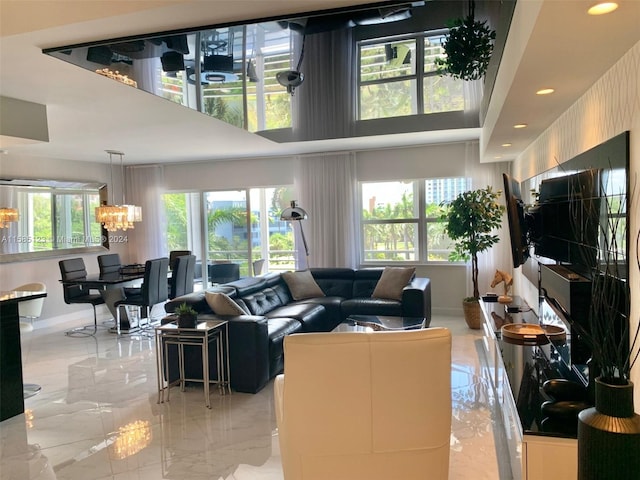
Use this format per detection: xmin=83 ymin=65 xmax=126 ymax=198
xmin=60 ymin=268 xmax=146 ymax=333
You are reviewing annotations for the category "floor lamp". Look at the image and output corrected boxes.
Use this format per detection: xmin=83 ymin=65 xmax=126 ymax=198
xmin=280 ymin=200 xmax=309 ymax=268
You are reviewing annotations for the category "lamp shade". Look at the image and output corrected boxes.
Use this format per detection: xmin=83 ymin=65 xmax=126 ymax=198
xmin=280 ymin=201 xmax=308 ymax=221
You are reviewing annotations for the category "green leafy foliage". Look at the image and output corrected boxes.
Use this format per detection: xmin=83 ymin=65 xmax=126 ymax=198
xmin=435 ymin=4 xmax=496 ymax=81
xmin=441 ymin=187 xmax=505 ymax=299
xmin=175 ymin=302 xmax=197 ymax=316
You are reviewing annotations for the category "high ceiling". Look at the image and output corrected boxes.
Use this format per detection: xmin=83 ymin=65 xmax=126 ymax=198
xmin=0 ymin=0 xmax=638 ymax=165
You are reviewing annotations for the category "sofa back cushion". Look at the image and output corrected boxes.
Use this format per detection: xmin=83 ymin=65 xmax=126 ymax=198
xmin=310 ymin=268 xmax=355 ymax=298
xmin=242 ymin=287 xmax=285 ymax=316
xmin=372 ymin=266 xmax=416 ymax=301
xmin=282 ymin=270 xmax=326 ymax=300
xmin=352 ymin=268 xmax=384 ymax=298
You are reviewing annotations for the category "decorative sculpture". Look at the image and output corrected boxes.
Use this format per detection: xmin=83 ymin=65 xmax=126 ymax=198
xmin=490 ymin=269 xmax=513 ymax=304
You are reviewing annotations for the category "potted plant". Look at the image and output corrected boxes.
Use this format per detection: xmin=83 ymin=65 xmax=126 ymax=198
xmin=175 ymin=302 xmax=198 ymax=328
xmin=435 ymin=0 xmax=496 ymax=81
xmin=441 ymin=186 xmax=504 ymax=328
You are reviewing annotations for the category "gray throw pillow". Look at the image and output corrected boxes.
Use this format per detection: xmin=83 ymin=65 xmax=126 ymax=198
xmin=282 ymin=270 xmax=326 ymax=300
xmin=205 ymin=292 xmax=249 ymax=315
xmin=371 ymin=267 xmax=416 ymax=301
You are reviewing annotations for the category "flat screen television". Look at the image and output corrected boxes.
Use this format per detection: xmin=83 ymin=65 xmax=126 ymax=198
xmin=502 ymin=173 xmax=530 ymax=268
xmin=503 ymin=169 xmax=602 ymax=276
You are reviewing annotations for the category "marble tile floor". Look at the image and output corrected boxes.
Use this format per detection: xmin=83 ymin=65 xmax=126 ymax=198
xmin=2 ymin=314 xmax=514 ymax=480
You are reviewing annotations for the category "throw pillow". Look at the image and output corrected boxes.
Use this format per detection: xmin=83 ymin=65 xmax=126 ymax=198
xmin=282 ymin=270 xmax=326 ymax=300
xmin=205 ymin=291 xmax=249 ymax=316
xmin=371 ymin=266 xmax=416 ymax=301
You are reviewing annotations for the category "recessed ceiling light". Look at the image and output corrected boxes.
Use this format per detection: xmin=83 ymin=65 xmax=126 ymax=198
xmin=494 ymin=155 xmax=503 ymax=159
xmin=502 ymin=143 xmax=512 ymax=147
xmin=536 ymin=88 xmax=555 ymax=95
xmin=588 ymin=2 xmax=618 ymax=15
xmin=513 ymin=124 xmax=528 ymax=129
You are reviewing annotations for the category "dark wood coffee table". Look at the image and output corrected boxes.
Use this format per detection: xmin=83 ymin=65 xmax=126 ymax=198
xmin=334 ymin=314 xmax=427 ymax=332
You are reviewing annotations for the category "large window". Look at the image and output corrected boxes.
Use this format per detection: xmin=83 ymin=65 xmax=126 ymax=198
xmin=162 ymin=186 xmax=296 ymax=281
xmin=360 ymin=178 xmax=468 ymax=263
xmin=358 ymin=32 xmax=464 ymax=120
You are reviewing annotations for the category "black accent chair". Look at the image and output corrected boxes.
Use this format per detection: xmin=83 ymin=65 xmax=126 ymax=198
xmin=59 ymin=258 xmax=105 ymax=337
xmin=98 ymin=253 xmax=121 ymax=275
xmin=169 ymin=254 xmax=196 ymax=299
xmin=208 ymin=262 xmax=240 ymax=285
xmin=115 ymin=257 xmax=169 ymax=332
xmin=169 ymin=250 xmax=191 ymax=271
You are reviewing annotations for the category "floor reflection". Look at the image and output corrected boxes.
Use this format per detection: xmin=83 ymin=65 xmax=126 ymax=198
xmin=0 ymin=314 xmax=508 ymax=479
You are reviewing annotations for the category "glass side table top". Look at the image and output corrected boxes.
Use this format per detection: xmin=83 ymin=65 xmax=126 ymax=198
xmin=343 ymin=315 xmax=426 ymax=331
xmin=156 ymin=319 xmax=227 ymax=332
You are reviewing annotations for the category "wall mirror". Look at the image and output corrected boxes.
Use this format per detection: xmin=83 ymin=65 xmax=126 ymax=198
xmin=0 ymin=179 xmax=108 ymax=263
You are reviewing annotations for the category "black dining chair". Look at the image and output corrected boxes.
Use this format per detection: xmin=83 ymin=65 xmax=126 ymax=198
xmin=59 ymin=258 xmax=106 ymax=337
xmin=169 ymin=250 xmax=191 ymax=271
xmin=98 ymin=253 xmax=121 ymax=275
xmin=252 ymin=258 xmax=266 ymax=276
xmin=208 ymin=262 xmax=240 ymax=285
xmin=168 ymin=254 xmax=196 ymax=299
xmin=115 ymin=257 xmax=169 ymax=333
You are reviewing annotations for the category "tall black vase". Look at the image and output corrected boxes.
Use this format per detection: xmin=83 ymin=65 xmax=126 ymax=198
xmin=577 ymin=378 xmax=640 ymax=480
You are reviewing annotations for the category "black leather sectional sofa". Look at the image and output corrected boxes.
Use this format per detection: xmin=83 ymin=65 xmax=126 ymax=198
xmin=164 ymin=267 xmax=432 ymax=393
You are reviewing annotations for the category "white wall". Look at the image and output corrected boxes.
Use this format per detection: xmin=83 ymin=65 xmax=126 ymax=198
xmin=511 ymin=41 xmax=640 ymax=408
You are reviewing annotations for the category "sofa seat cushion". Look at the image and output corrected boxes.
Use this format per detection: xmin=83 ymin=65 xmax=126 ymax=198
xmin=265 ymin=303 xmax=328 ymax=332
xmin=294 ymin=296 xmax=345 ymax=330
xmin=341 ymin=297 xmax=403 ymax=318
xmin=268 ymin=318 xmax=304 ymax=378
xmin=242 ymin=287 xmax=285 ymax=316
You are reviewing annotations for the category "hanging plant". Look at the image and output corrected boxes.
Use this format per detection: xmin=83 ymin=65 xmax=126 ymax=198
xmin=436 ymin=0 xmax=496 ymax=81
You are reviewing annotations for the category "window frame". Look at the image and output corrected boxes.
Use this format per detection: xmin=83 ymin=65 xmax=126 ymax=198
xmin=357 ymin=29 xmax=461 ymax=121
xmin=359 ymin=177 xmax=468 ymax=265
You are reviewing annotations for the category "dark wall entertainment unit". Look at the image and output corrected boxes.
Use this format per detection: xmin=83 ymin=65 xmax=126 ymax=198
xmin=483 ymin=131 xmax=630 ymax=479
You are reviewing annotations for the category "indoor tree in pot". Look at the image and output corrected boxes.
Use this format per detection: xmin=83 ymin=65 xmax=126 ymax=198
xmin=441 ymin=186 xmax=504 ymax=329
xmin=570 ymin=173 xmax=640 ymax=480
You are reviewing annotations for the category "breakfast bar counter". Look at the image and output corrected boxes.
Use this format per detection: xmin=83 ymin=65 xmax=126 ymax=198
xmin=0 ymin=290 xmax=48 ymax=421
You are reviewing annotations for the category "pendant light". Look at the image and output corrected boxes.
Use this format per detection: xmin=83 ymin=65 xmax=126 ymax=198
xmin=95 ymin=150 xmax=142 ymax=231
xmin=0 ymin=207 xmax=19 ymax=228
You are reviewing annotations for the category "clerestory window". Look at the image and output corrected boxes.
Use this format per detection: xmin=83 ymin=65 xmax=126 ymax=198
xmin=358 ymin=32 xmax=465 ymax=120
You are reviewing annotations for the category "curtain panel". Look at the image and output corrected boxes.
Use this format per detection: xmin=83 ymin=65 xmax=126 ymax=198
xmin=296 ymin=153 xmax=358 ymax=269
xmin=124 ymin=165 xmax=167 ymax=262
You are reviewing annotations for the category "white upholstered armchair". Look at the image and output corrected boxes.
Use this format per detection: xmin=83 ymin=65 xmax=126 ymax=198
xmin=274 ymin=327 xmax=452 ymax=480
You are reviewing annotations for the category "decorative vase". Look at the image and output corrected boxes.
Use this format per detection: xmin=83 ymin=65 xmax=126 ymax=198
xmin=462 ymin=299 xmax=482 ymax=329
xmin=577 ymin=378 xmax=640 ymax=479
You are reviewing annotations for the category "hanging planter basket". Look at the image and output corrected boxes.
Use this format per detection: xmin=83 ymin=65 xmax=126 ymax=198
xmin=436 ymin=0 xmax=496 ymax=81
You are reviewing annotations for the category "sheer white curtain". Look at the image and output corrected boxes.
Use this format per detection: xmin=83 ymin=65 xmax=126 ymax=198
xmin=124 ymin=165 xmax=167 ymax=262
xmin=292 ymin=28 xmax=354 ymax=141
xmin=295 ymin=153 xmax=358 ymax=269
xmin=464 ymin=141 xmax=511 ymax=297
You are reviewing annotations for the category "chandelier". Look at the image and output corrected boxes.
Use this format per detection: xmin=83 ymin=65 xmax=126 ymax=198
xmin=95 ymin=150 xmax=142 ymax=231
xmin=0 ymin=207 xmax=19 ymax=228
